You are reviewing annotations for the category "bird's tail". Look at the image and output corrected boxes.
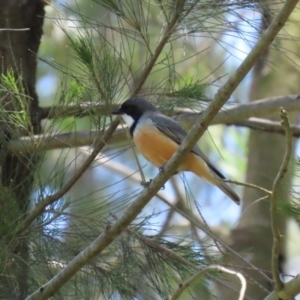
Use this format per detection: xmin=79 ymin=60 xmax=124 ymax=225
xmin=216 ymin=179 xmax=240 ymax=205
xmin=186 ymin=154 xmax=240 ymax=205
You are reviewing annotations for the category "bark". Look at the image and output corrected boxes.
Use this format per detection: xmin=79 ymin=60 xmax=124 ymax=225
xmin=0 ymin=1 xmax=45 ymax=299
xmin=218 ymin=3 xmax=300 ymax=299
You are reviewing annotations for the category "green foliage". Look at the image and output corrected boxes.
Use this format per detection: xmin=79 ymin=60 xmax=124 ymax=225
xmin=29 ymin=209 xmax=212 ymax=299
xmin=158 ymin=78 xmax=208 ymax=113
xmin=93 ymin=0 xmax=124 ymax=16
xmin=67 ymin=79 xmax=86 ymax=102
xmin=68 ymin=32 xmax=94 ymax=68
xmin=0 ymin=187 xmax=19 ymax=239
xmin=172 ymin=79 xmax=207 ymax=100
xmin=279 ymin=200 xmax=300 ymax=218
xmin=0 ymin=69 xmax=32 ymax=135
xmin=1 ymin=69 xmax=18 ymax=90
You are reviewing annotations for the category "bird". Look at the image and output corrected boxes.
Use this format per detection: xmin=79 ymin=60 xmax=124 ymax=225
xmin=111 ymin=97 xmax=240 ymax=205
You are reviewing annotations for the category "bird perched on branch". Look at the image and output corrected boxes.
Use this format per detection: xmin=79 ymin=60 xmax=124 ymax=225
xmin=112 ymin=97 xmax=240 ymax=205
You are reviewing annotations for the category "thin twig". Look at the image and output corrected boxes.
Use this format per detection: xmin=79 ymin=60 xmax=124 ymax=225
xmin=0 ymin=28 xmax=29 ymax=31
xmin=170 ymin=265 xmax=247 ymax=300
xmin=37 ymin=102 xmax=110 ymax=120
xmin=225 ymin=179 xmax=272 ymax=195
xmin=157 ymin=177 xmax=179 ymax=237
xmin=270 ymin=108 xmax=292 ymax=291
xmin=124 ymin=124 xmax=147 ymax=185
xmin=130 ymin=1 xmax=184 ymax=96
xmin=194 ymin=200 xmax=225 ymax=255
xmin=231 ymin=117 xmax=300 ymax=136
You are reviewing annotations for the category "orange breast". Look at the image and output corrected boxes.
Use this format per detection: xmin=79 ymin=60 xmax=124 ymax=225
xmin=133 ymin=124 xmax=179 ymax=168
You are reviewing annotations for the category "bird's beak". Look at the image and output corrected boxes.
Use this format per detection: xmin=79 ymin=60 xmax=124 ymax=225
xmin=111 ymin=108 xmax=122 ymax=115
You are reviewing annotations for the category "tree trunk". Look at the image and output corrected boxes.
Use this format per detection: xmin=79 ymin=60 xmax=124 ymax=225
xmin=0 ymin=1 xmax=45 ymax=298
xmin=217 ymin=3 xmax=300 ymax=299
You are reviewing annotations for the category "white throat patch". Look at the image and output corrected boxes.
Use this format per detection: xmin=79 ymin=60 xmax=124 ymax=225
xmin=121 ymin=114 xmax=135 ymax=128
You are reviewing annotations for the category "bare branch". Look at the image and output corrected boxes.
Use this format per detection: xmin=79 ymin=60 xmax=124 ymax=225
xmin=9 ymin=97 xmax=300 ymax=155
xmin=176 ymin=95 xmax=300 ymax=126
xmin=37 ymin=94 xmax=300 ymax=122
xmin=9 ymin=130 xmax=101 ymax=155
xmin=230 ymin=117 xmax=300 ymax=136
xmin=25 ymin=1 xmax=298 ymax=298
xmin=170 ymin=265 xmax=247 ymax=300
xmin=0 ymin=27 xmax=29 ymax=31
xmin=270 ymin=108 xmax=292 ymax=292
xmin=37 ymin=102 xmax=110 ymax=120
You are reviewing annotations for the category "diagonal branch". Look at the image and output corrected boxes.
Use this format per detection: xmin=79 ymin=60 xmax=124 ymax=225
xmin=25 ymin=1 xmax=298 ymax=299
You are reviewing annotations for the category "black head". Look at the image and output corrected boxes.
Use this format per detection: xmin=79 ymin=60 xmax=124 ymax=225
xmin=111 ymin=97 xmax=157 ymax=121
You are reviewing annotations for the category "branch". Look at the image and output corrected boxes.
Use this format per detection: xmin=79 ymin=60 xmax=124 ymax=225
xmin=170 ymin=265 xmax=247 ymax=300
xmin=230 ymin=117 xmax=300 ymax=136
xmin=270 ymin=108 xmax=292 ymax=292
xmin=37 ymin=94 xmax=300 ymax=122
xmin=0 ymin=27 xmax=29 ymax=31
xmin=225 ymin=179 xmax=272 ymax=195
xmin=9 ymin=130 xmax=101 ymax=155
xmin=17 ymin=119 xmax=120 ymax=235
xmin=264 ymin=274 xmax=300 ymax=300
xmin=175 ymin=94 xmax=300 ymax=126
xmin=37 ymin=102 xmax=111 ymax=120
xmin=8 ymin=96 xmax=300 ymax=155
xmin=25 ymin=1 xmax=298 ymax=298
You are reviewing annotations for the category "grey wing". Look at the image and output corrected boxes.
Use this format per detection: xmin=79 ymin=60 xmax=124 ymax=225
xmin=149 ymin=113 xmax=226 ymax=180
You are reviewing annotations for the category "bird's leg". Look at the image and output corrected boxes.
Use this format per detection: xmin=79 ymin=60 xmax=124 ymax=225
xmin=143 ymin=179 xmax=152 ymax=188
xmin=141 ymin=179 xmax=165 ymax=190
xmin=159 ymin=165 xmax=165 ymax=173
xmin=156 ymin=165 xmax=165 ymax=189
xmin=159 ymin=164 xmax=178 ymax=176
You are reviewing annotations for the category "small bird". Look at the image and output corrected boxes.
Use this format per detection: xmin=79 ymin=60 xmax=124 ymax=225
xmin=112 ymin=97 xmax=240 ymax=205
